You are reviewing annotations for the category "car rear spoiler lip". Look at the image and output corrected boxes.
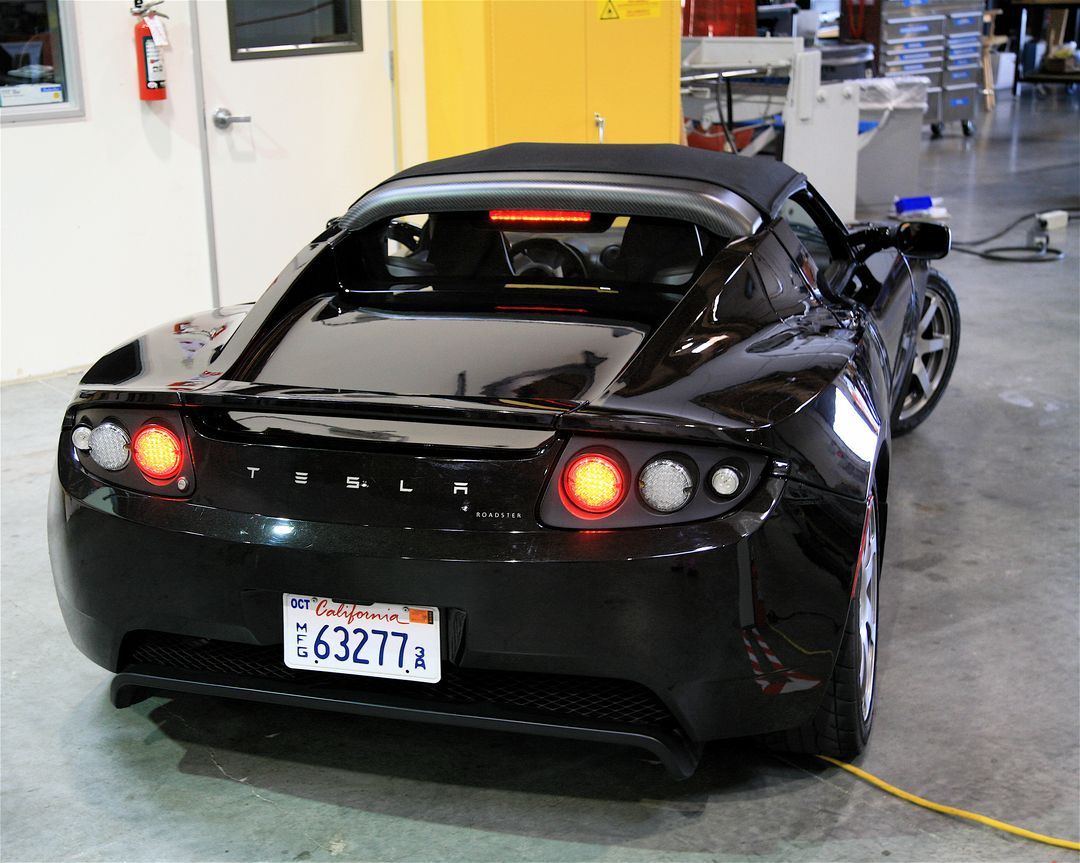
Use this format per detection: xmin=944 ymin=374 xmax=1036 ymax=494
xmin=67 ymin=386 xmax=776 ymax=449
xmin=111 ymin=670 xmax=703 ymax=780
xmin=67 ymin=387 xmax=573 ymax=430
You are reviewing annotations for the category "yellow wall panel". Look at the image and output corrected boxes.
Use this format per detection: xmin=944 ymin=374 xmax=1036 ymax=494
xmin=422 ymin=0 xmax=493 ymax=160
xmin=422 ymin=0 xmax=680 ymax=159
xmin=489 ymin=0 xmax=590 ymax=144
xmin=585 ymin=0 xmax=681 ymax=143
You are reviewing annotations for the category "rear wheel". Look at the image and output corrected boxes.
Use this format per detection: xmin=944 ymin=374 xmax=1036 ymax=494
xmin=765 ymin=492 xmax=881 ymax=759
xmin=893 ymin=271 xmax=960 ymax=435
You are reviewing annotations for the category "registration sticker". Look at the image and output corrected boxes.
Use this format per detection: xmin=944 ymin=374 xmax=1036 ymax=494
xmin=283 ymin=594 xmax=441 ymax=683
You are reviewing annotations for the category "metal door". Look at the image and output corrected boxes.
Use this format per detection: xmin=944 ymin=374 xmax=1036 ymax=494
xmin=195 ymin=0 xmax=396 ymax=306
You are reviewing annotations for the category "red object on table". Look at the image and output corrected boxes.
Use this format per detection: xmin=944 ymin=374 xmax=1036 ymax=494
xmin=686 ymin=122 xmax=756 ymax=153
xmin=682 ymin=0 xmax=756 ymax=37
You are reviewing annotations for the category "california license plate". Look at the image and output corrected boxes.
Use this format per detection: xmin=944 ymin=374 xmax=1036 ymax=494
xmin=282 ymin=594 xmax=441 ymax=683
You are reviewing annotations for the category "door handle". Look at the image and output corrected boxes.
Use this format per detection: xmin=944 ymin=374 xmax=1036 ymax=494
xmin=594 ymin=112 xmax=605 ymax=144
xmin=212 ymin=108 xmax=252 ymax=130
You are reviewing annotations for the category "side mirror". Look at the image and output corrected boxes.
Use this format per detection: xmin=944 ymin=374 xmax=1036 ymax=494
xmin=895 ymin=221 xmax=951 ymax=260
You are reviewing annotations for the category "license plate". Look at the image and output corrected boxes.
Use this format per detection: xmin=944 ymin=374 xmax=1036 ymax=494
xmin=282 ymin=594 xmax=441 ymax=683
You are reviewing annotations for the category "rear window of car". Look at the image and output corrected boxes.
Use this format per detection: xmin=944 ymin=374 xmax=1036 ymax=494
xmin=344 ymin=210 xmax=717 ymax=293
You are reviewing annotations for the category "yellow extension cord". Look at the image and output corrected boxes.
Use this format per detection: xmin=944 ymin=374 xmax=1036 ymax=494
xmin=817 ymin=756 xmax=1080 ymax=852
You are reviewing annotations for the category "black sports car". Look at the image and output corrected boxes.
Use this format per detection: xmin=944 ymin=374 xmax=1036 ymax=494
xmin=49 ymin=144 xmax=959 ymax=778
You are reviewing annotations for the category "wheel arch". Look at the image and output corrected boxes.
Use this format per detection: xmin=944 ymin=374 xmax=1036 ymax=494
xmin=873 ymin=442 xmax=890 ymax=553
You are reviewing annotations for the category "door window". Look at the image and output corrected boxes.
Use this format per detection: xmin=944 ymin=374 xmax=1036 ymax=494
xmin=227 ymin=0 xmax=363 ymax=60
xmin=779 ymin=197 xmax=832 ymax=275
xmin=776 ymin=189 xmax=852 ymax=298
xmin=754 ymin=232 xmax=820 ymax=318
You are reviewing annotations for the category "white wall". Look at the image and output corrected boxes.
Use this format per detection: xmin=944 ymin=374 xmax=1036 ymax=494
xmin=1 ymin=0 xmax=428 ymax=381
xmin=1 ymin=0 xmax=212 ymax=381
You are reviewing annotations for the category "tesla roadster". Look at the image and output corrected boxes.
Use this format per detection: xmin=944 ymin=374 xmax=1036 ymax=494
xmin=49 ymin=144 xmax=958 ymax=777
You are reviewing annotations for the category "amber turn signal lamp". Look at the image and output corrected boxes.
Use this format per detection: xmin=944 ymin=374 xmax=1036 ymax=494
xmin=132 ymin=424 xmax=183 ymax=480
xmin=562 ymin=453 xmax=626 ymax=514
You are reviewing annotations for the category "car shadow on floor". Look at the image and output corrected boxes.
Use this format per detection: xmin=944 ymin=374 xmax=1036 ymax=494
xmin=93 ymin=688 xmax=830 ymax=846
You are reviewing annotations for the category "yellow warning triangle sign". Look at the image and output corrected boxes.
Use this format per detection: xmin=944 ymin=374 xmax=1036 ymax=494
xmin=600 ymin=0 xmax=620 ymax=20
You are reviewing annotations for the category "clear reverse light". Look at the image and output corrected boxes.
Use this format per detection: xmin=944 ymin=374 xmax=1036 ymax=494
xmin=71 ymin=425 xmax=92 ymax=451
xmin=639 ymin=458 xmax=693 ymax=513
xmin=710 ymin=465 xmax=742 ymax=497
xmin=88 ymin=422 xmax=131 ymax=471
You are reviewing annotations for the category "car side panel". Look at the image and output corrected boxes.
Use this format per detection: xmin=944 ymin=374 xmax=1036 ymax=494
xmin=860 ymin=250 xmax=928 ymax=412
xmin=585 ymin=239 xmax=888 ymax=502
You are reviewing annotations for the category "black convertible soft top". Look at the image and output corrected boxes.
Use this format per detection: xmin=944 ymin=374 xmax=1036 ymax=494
xmin=381 ymin=143 xmax=806 ymax=218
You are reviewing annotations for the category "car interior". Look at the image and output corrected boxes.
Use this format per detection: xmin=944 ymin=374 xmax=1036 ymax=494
xmin=376 ymin=212 xmax=713 ymax=289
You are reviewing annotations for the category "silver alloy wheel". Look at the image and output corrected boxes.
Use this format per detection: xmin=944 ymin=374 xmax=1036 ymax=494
xmin=899 ymin=284 xmax=954 ymax=422
xmin=857 ymin=496 xmax=879 ymax=722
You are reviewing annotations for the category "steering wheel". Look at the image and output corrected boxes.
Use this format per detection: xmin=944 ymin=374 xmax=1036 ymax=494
xmin=508 ymin=239 xmax=587 ymax=279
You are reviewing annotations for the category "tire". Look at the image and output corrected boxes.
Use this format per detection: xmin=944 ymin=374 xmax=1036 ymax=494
xmin=764 ymin=491 xmax=881 ymax=760
xmin=893 ymin=270 xmax=960 ymax=436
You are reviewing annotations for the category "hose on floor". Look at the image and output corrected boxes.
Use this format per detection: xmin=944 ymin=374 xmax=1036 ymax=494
xmin=951 ymin=208 xmax=1080 ymax=263
xmin=816 ymin=755 xmax=1080 ymax=852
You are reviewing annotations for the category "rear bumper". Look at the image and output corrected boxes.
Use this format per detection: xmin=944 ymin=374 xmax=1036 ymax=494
xmin=110 ymin=668 xmax=705 ymax=778
xmin=50 ymin=458 xmax=865 ymax=772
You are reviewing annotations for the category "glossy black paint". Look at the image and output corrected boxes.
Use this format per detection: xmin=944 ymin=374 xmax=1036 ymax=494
xmin=50 ymin=158 xmax=944 ymax=774
xmin=895 ymin=221 xmax=951 ymax=259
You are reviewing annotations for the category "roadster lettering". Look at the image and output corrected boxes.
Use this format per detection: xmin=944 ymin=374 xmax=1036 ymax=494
xmin=239 ymin=468 xmax=482 ymax=501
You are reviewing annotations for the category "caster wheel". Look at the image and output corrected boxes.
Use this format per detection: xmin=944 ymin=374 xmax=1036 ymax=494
xmin=930 ymin=122 xmax=944 ymax=139
xmin=961 ymin=120 xmax=975 ymax=137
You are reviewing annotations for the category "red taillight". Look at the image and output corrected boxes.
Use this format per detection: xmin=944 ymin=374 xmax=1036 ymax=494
xmin=562 ymin=452 xmax=626 ymax=515
xmin=132 ymin=424 xmax=183 ymax=480
xmin=489 ymin=210 xmax=592 ymax=224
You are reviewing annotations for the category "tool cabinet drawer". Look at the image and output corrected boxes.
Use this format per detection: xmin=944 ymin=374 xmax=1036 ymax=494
xmin=884 ymin=36 xmax=944 ymax=55
xmin=883 ymin=15 xmax=945 ymax=42
xmin=944 ymin=65 xmax=979 ymax=85
xmin=946 ymin=11 xmax=982 ymax=35
xmin=942 ymin=85 xmax=976 ymax=121
xmin=887 ymin=68 xmax=943 ymax=88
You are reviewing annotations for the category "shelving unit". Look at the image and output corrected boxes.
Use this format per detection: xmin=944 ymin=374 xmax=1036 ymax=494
xmin=842 ymin=0 xmax=986 ymax=137
xmin=1012 ymin=1 xmax=1080 ymax=91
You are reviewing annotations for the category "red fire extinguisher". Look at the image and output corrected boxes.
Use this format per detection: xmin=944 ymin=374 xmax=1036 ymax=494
xmin=132 ymin=0 xmax=168 ymax=101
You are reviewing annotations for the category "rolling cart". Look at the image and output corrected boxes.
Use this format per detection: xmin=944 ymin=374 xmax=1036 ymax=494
xmin=842 ymin=0 xmax=984 ymax=137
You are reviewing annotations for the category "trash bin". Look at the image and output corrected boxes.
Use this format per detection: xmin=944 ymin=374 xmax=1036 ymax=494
xmin=856 ymin=77 xmax=929 ymax=211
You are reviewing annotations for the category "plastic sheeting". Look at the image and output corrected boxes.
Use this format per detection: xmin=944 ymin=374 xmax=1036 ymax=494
xmin=858 ymin=76 xmax=929 ymax=111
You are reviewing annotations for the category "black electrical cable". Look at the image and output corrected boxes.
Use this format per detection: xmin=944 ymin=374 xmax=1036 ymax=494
xmin=952 ymin=244 xmax=1065 ymax=263
xmin=952 ymin=208 xmax=1080 ymax=246
xmin=949 ymin=208 xmax=1079 ymax=263
xmin=713 ymin=80 xmax=738 ymax=154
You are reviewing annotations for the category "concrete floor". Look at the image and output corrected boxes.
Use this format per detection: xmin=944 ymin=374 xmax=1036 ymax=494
xmin=2 ymin=92 xmax=1078 ymax=863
